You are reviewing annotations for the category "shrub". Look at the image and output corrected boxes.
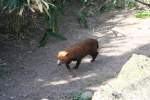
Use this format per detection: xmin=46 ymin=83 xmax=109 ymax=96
xmin=135 ymin=10 xmax=150 ymax=19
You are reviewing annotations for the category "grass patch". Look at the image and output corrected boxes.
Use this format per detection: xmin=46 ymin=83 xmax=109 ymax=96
xmin=135 ymin=10 xmax=150 ymax=19
xmin=72 ymin=91 xmax=93 ymax=100
xmin=72 ymin=91 xmax=82 ymax=100
xmin=127 ymin=2 xmax=137 ymax=9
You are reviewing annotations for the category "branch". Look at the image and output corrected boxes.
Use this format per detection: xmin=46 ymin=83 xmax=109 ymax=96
xmin=135 ymin=0 xmax=150 ymax=8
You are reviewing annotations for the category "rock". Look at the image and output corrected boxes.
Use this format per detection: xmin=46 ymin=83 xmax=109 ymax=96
xmin=92 ymin=54 xmax=150 ymax=100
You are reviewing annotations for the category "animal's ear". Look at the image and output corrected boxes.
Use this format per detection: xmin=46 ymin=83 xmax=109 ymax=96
xmin=58 ymin=51 xmax=69 ymax=57
xmin=65 ymin=52 xmax=69 ymax=56
xmin=66 ymin=52 xmax=69 ymax=56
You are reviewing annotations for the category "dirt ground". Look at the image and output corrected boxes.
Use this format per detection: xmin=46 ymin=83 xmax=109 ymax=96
xmin=0 ymin=9 xmax=150 ymax=100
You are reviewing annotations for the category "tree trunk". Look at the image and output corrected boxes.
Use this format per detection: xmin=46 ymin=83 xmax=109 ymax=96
xmin=116 ymin=0 xmax=125 ymax=8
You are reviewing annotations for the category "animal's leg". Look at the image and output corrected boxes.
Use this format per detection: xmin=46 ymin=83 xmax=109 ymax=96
xmin=73 ymin=59 xmax=81 ymax=69
xmin=65 ymin=61 xmax=71 ymax=70
xmin=65 ymin=62 xmax=76 ymax=77
xmin=91 ymin=52 xmax=98 ymax=62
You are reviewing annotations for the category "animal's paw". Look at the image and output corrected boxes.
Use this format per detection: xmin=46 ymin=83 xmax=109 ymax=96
xmin=73 ymin=67 xmax=78 ymax=70
xmin=69 ymin=70 xmax=76 ymax=77
xmin=90 ymin=60 xmax=95 ymax=63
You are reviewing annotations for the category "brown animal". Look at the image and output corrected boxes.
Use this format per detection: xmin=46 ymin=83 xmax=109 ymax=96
xmin=57 ymin=38 xmax=99 ymax=70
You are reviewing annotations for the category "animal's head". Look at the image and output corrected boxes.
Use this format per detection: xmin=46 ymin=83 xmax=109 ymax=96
xmin=57 ymin=51 xmax=69 ymax=65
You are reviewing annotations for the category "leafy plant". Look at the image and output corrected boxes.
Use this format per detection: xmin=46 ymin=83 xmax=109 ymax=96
xmin=0 ymin=0 xmax=129 ymax=47
xmin=127 ymin=0 xmax=137 ymax=9
xmin=72 ymin=91 xmax=93 ymax=100
xmin=80 ymin=0 xmax=89 ymax=4
xmin=38 ymin=29 xmax=66 ymax=47
xmin=135 ymin=10 xmax=150 ymax=19
xmin=104 ymin=0 xmax=116 ymax=10
xmin=72 ymin=91 xmax=82 ymax=100
xmin=77 ymin=11 xmax=88 ymax=28
xmin=0 ymin=0 xmax=68 ymax=46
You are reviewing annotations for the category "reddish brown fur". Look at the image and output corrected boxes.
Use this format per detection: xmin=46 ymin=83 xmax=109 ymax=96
xmin=57 ymin=38 xmax=99 ymax=70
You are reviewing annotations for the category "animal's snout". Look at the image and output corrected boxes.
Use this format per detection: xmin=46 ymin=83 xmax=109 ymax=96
xmin=57 ymin=60 xmax=61 ymax=65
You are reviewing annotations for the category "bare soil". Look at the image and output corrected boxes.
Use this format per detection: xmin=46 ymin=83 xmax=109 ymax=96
xmin=0 ymin=9 xmax=150 ymax=100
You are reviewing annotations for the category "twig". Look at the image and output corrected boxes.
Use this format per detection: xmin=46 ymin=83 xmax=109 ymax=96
xmin=135 ymin=0 xmax=150 ymax=8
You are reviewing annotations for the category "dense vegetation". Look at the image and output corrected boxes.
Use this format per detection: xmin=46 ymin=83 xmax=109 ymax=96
xmin=0 ymin=0 xmax=150 ymax=46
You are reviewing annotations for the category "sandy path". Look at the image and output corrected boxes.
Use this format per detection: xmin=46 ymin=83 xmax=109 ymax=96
xmin=0 ymin=10 xmax=150 ymax=100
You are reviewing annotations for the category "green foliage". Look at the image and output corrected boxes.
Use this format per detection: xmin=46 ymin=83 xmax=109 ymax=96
xmin=77 ymin=12 xmax=88 ymax=28
xmin=72 ymin=91 xmax=82 ymax=100
xmin=1 ymin=0 xmax=53 ymax=15
xmin=135 ymin=10 xmax=150 ymax=19
xmin=38 ymin=29 xmax=66 ymax=47
xmin=101 ymin=0 xmax=137 ymax=12
xmin=0 ymin=0 xmax=132 ymax=46
xmin=126 ymin=0 xmax=137 ymax=9
xmin=99 ymin=0 xmax=117 ymax=13
xmin=105 ymin=0 xmax=116 ymax=10
xmin=0 ymin=0 xmax=67 ymax=46
xmin=72 ymin=91 xmax=93 ymax=100
xmin=80 ymin=0 xmax=89 ymax=4
xmin=1 ymin=0 xmax=25 ymax=14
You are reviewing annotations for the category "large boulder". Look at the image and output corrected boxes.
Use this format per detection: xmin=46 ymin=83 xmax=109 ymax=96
xmin=92 ymin=54 xmax=150 ymax=100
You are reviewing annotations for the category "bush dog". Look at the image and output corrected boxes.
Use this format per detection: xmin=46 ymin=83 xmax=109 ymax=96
xmin=57 ymin=38 xmax=99 ymax=70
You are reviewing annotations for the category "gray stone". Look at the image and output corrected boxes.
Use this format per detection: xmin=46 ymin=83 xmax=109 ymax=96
xmin=92 ymin=54 xmax=150 ymax=100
